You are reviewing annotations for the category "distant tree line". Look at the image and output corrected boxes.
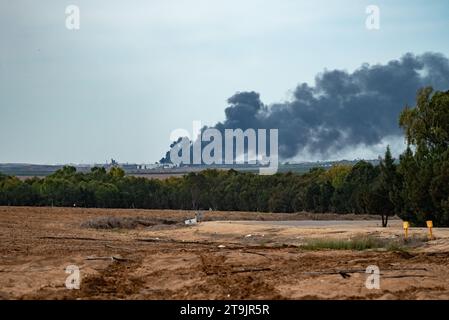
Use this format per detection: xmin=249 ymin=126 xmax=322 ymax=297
xmin=1 ymin=88 xmax=448 ymax=226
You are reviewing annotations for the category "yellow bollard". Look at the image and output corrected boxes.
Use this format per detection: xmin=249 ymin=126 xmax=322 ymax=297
xmin=403 ymin=221 xmax=409 ymax=240
xmin=426 ymin=220 xmax=433 ymax=240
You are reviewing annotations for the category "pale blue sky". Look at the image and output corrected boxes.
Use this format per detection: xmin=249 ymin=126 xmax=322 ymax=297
xmin=1 ymin=0 xmax=448 ymax=164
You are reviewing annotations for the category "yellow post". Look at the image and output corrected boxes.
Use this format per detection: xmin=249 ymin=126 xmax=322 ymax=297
xmin=426 ymin=220 xmax=433 ymax=240
xmin=403 ymin=221 xmax=409 ymax=240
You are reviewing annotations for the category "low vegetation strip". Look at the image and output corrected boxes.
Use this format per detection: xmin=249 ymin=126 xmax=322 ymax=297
xmin=300 ymin=236 xmax=428 ymax=251
xmin=80 ymin=216 xmax=179 ymax=230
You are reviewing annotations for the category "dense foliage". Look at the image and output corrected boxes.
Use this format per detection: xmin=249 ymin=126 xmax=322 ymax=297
xmin=395 ymin=88 xmax=449 ymax=226
xmin=0 ymin=162 xmax=385 ymax=214
xmin=1 ymin=88 xmax=448 ymax=226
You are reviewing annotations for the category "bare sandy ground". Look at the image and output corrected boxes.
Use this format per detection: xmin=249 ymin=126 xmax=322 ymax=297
xmin=1 ymin=206 xmax=449 ymax=300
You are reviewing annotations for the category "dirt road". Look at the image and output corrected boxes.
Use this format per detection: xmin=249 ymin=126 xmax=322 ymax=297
xmin=1 ymin=206 xmax=449 ymax=300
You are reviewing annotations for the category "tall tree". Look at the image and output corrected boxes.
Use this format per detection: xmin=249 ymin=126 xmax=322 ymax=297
xmin=374 ymin=146 xmax=397 ymax=227
xmin=398 ymin=88 xmax=449 ymax=226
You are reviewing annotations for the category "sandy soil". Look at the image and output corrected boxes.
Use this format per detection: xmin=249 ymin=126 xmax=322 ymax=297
xmin=1 ymin=206 xmax=449 ymax=300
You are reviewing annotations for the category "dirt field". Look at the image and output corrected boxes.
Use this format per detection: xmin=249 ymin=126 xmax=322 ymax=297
xmin=1 ymin=206 xmax=449 ymax=300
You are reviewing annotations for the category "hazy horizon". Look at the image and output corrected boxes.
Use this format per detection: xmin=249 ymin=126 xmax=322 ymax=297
xmin=1 ymin=1 xmax=449 ymax=164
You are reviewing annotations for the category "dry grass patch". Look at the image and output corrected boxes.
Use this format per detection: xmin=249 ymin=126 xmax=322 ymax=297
xmin=80 ymin=216 xmax=179 ymax=230
xmin=301 ymin=235 xmax=428 ymax=251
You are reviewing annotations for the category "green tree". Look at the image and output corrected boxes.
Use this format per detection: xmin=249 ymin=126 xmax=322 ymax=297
xmin=374 ymin=146 xmax=397 ymax=227
xmin=109 ymin=166 xmax=125 ymax=178
xmin=398 ymin=88 xmax=449 ymax=226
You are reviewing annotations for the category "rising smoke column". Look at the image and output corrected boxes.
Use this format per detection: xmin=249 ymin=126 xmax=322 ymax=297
xmin=160 ymin=52 xmax=449 ymax=163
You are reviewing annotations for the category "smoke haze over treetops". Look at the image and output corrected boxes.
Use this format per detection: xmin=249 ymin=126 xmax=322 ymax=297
xmin=161 ymin=52 xmax=449 ymax=163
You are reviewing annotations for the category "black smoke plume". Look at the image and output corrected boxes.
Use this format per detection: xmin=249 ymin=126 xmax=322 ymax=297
xmin=160 ymin=52 xmax=449 ymax=163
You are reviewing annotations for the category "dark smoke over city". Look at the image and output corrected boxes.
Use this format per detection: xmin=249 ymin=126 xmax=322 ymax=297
xmin=161 ymin=52 xmax=449 ymax=163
